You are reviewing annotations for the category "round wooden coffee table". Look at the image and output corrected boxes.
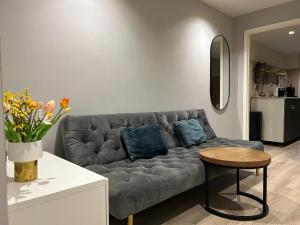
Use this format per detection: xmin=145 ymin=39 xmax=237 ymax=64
xmin=199 ymin=147 xmax=271 ymax=221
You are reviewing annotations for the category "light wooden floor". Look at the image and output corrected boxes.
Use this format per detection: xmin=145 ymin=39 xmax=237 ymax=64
xmin=162 ymin=142 xmax=300 ymax=225
xmin=110 ymin=141 xmax=300 ymax=225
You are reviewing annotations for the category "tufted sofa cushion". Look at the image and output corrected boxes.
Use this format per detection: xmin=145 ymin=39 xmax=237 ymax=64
xmin=60 ymin=109 xmax=216 ymax=166
xmin=60 ymin=112 xmax=157 ymax=166
xmin=200 ymin=137 xmax=264 ymax=150
xmin=86 ymin=147 xmax=205 ymax=220
xmin=155 ymin=109 xmax=216 ymax=148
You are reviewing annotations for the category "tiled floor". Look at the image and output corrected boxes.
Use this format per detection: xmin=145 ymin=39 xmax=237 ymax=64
xmin=110 ymin=141 xmax=300 ymax=225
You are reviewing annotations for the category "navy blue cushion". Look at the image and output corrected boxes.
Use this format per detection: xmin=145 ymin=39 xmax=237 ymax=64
xmin=121 ymin=125 xmax=168 ymax=161
xmin=174 ymin=119 xmax=207 ymax=147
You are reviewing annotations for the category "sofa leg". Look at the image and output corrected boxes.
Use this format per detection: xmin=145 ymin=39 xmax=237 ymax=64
xmin=256 ymin=168 xmax=260 ymax=176
xmin=127 ymin=215 xmax=133 ymax=225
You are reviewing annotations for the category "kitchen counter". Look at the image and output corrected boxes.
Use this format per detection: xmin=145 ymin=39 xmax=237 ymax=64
xmin=251 ymin=98 xmax=300 ymax=143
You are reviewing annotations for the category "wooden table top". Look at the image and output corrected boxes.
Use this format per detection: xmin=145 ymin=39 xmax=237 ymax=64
xmin=199 ymin=147 xmax=271 ymax=168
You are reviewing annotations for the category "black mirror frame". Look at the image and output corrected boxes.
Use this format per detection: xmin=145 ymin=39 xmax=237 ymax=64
xmin=210 ymin=35 xmax=230 ymax=111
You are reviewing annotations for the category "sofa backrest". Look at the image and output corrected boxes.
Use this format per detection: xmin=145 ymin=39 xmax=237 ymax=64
xmin=155 ymin=109 xmax=216 ymax=148
xmin=58 ymin=109 xmax=216 ymax=166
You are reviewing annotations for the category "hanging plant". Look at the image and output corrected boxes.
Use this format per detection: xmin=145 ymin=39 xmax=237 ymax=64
xmin=253 ymin=62 xmax=270 ymax=84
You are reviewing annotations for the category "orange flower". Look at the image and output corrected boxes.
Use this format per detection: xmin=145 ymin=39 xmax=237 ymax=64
xmin=44 ymin=100 xmax=55 ymax=114
xmin=60 ymin=98 xmax=69 ymax=109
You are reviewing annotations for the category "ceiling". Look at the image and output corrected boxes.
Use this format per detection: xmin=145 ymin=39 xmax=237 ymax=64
xmin=202 ymin=0 xmax=295 ymax=17
xmin=252 ymin=25 xmax=300 ymax=55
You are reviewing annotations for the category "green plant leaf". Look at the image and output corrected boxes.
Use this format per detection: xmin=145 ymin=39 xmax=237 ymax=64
xmin=31 ymin=123 xmax=52 ymax=141
xmin=36 ymin=124 xmax=52 ymax=140
xmin=4 ymin=122 xmax=21 ymax=143
xmin=51 ymin=114 xmax=62 ymax=126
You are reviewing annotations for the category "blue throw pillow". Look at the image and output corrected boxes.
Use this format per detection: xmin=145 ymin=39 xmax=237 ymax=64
xmin=121 ymin=125 xmax=168 ymax=161
xmin=174 ymin=119 xmax=207 ymax=147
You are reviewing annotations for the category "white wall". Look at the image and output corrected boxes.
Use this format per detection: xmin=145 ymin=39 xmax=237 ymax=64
xmin=233 ymin=0 xmax=300 ymax=138
xmin=0 ymin=97 xmax=8 ymax=225
xmin=0 ymin=47 xmax=8 ymax=225
xmin=251 ymin=40 xmax=286 ymax=68
xmin=285 ymin=53 xmax=299 ymax=69
xmin=0 ymin=0 xmax=235 ymax=154
xmin=287 ymin=69 xmax=298 ymax=95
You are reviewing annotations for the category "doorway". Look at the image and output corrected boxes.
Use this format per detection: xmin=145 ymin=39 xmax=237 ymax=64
xmin=243 ymin=18 xmax=300 ymax=141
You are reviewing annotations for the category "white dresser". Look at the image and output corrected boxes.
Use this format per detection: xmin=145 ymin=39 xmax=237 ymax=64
xmin=7 ymin=152 xmax=109 ymax=225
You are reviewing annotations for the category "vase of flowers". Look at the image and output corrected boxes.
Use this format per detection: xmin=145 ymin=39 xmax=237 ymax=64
xmin=3 ymin=88 xmax=71 ymax=182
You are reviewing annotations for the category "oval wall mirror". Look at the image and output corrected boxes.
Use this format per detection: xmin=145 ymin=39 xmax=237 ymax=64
xmin=210 ymin=35 xmax=230 ymax=110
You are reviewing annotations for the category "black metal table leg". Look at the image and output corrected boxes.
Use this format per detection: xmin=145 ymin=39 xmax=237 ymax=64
xmin=263 ymin=167 xmax=267 ymax=214
xmin=204 ymin=162 xmax=209 ymax=208
xmin=202 ymin=163 xmax=269 ymax=221
xmin=237 ymin=169 xmax=240 ymax=193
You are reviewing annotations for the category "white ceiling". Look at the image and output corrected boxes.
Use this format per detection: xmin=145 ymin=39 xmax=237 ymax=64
xmin=202 ymin=0 xmax=295 ymax=17
xmin=252 ymin=25 xmax=300 ymax=55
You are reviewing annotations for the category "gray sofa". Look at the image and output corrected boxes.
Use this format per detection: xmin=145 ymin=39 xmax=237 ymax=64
xmin=57 ymin=109 xmax=263 ymax=221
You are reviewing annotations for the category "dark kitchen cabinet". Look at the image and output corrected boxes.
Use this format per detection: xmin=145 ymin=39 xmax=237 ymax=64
xmin=284 ymin=99 xmax=300 ymax=142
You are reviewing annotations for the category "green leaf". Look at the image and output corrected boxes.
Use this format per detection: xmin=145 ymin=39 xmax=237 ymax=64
xmin=36 ymin=124 xmax=52 ymax=140
xmin=24 ymin=130 xmax=33 ymax=142
xmin=31 ymin=123 xmax=52 ymax=141
xmin=4 ymin=122 xmax=21 ymax=143
xmin=51 ymin=114 xmax=62 ymax=126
